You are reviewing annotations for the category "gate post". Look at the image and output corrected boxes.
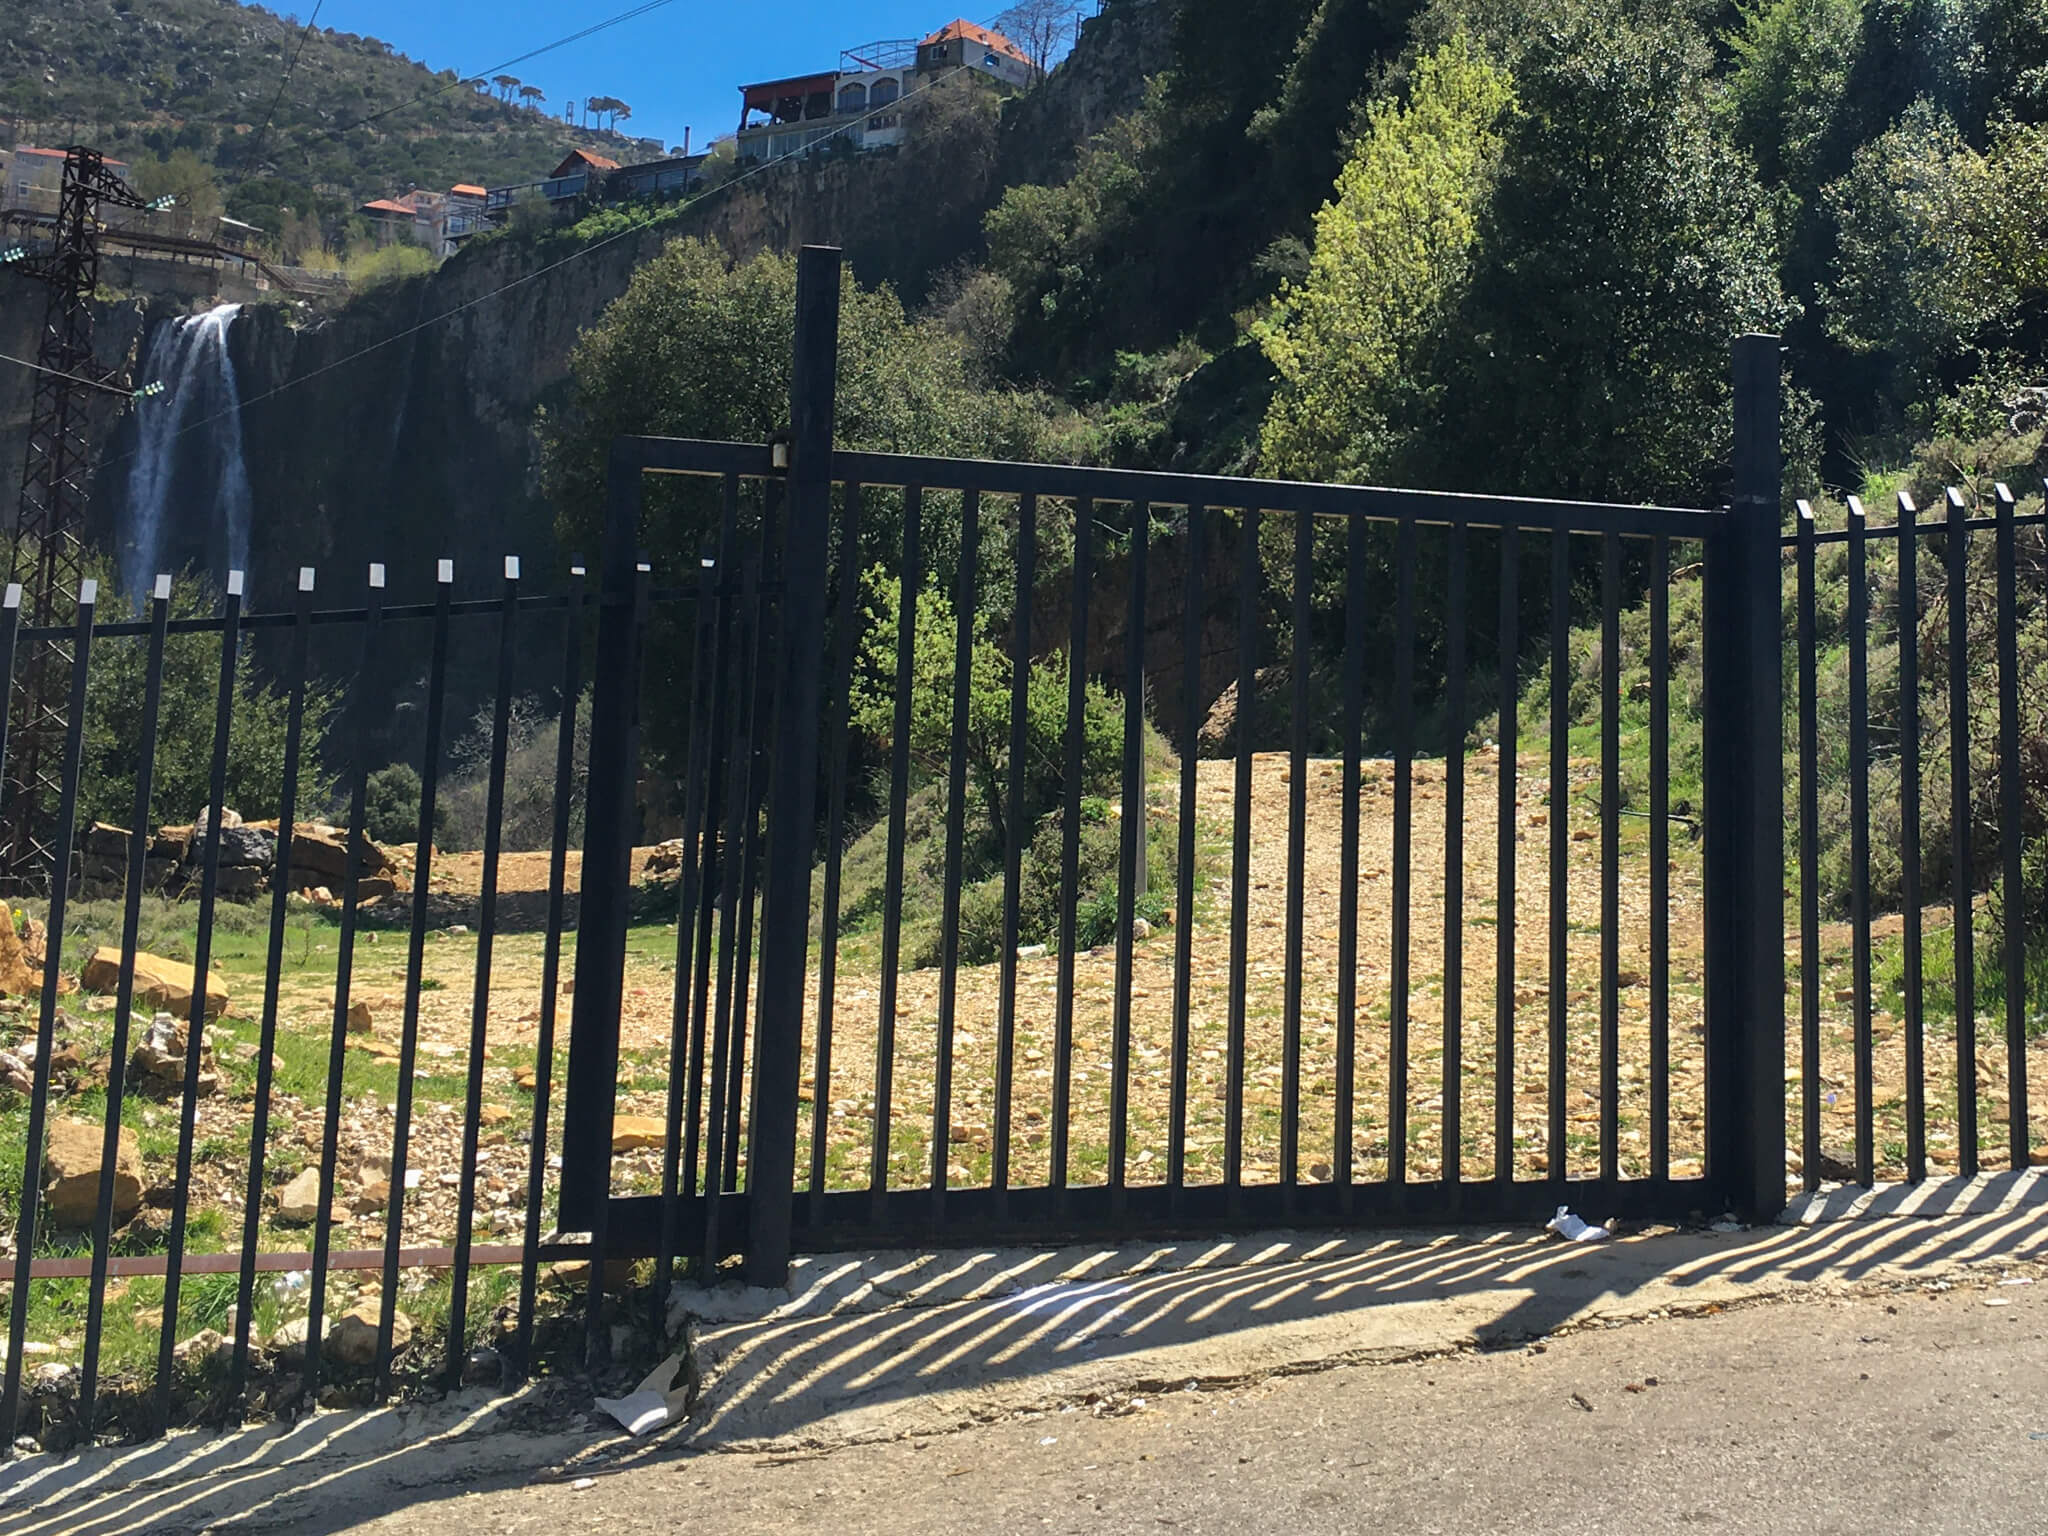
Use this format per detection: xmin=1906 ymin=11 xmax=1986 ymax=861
xmin=1703 ymin=334 xmax=1787 ymax=1220
xmin=743 ymin=246 xmax=842 ymax=1284
xmin=559 ymin=440 xmax=645 ymax=1228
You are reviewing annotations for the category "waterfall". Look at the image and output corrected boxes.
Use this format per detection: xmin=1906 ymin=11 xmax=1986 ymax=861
xmin=122 ymin=304 xmax=253 ymax=600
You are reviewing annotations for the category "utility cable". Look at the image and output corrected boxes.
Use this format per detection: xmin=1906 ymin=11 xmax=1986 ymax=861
xmin=306 ymin=0 xmax=685 ymax=147
xmin=249 ymin=1 xmax=327 ymax=166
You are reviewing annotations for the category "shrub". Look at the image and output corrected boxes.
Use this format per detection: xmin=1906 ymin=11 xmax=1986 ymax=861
xmin=363 ymin=763 xmax=422 ymax=846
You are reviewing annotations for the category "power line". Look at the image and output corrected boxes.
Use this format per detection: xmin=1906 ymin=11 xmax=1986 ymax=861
xmin=249 ymin=1 xmax=327 ymax=167
xmin=88 ymin=65 xmax=976 ymax=475
xmin=0 ymin=351 xmax=143 ymax=401
xmin=306 ymin=0 xmax=685 ymax=148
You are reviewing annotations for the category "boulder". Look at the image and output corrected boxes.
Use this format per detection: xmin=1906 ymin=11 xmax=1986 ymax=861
xmin=82 ymin=948 xmax=228 ymax=1020
xmin=216 ymin=825 xmax=276 ymax=869
xmin=214 ymin=866 xmax=265 ymax=899
xmin=330 ymin=1301 xmax=410 ymax=1366
xmin=290 ymin=828 xmax=396 ymax=883
xmin=274 ymin=1166 xmax=323 ymax=1224
xmin=43 ymin=1116 xmax=143 ymax=1229
xmin=268 ymin=1315 xmax=329 ymax=1365
xmin=152 ymin=825 xmax=193 ymax=863
xmin=83 ymin=822 xmax=132 ymax=859
xmin=0 ymin=904 xmax=39 ymax=996
xmin=194 ymin=806 xmax=243 ymax=836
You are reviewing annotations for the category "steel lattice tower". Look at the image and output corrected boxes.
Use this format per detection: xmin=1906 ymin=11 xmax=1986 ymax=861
xmin=7 ymin=147 xmax=152 ymax=885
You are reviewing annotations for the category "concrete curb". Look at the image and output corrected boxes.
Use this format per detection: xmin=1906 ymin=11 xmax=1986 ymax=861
xmin=8 ymin=1181 xmax=2046 ymax=1532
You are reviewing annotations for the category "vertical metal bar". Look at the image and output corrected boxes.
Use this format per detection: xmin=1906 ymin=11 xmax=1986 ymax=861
xmin=1947 ymin=486 xmax=1977 ymax=1176
xmin=1111 ymin=501 xmax=1149 ymax=1203
xmin=306 ymin=565 xmax=387 ymax=1393
xmin=512 ymin=565 xmax=584 ymax=1380
xmin=1599 ymin=531 xmax=1620 ymax=1184
xmin=808 ymin=482 xmax=865 ymax=1227
xmin=154 ymin=572 xmax=238 ymax=1430
xmin=584 ymin=558 xmax=648 ymax=1361
xmin=1797 ymin=501 xmax=1821 ymax=1189
xmin=1337 ymin=514 xmax=1367 ymax=1202
xmin=1225 ymin=507 xmax=1258 ymax=1196
xmin=376 ymin=562 xmax=454 ymax=1396
xmin=656 ymin=564 xmax=716 ymax=1326
xmin=1495 ymin=524 xmax=1519 ymax=1186
xmin=230 ymin=570 xmax=314 ymax=1405
xmin=1390 ymin=519 xmax=1418 ymax=1189
xmin=748 ymin=309 xmax=843 ymax=1246
xmin=703 ymin=559 xmax=757 ymax=1269
xmin=1281 ymin=509 xmax=1311 ymax=1195
xmin=0 ymin=580 xmax=93 ymax=1449
xmin=934 ymin=490 xmax=981 ymax=1218
xmin=1443 ymin=522 xmax=1468 ymax=1192
xmin=1897 ymin=494 xmax=1925 ymax=1183
xmin=682 ymin=518 xmax=739 ymax=1208
xmin=1702 ymin=333 xmax=1786 ymax=1222
xmin=1848 ymin=496 xmax=1874 ymax=1184
xmin=80 ymin=575 xmax=170 ymax=1429
xmin=995 ymin=494 xmax=1035 ymax=1211
xmin=1994 ymin=482 xmax=2027 ymax=1172
xmin=448 ymin=559 xmax=520 ymax=1378
xmin=870 ymin=488 xmax=921 ymax=1222
xmin=1053 ymin=497 xmax=1094 ymax=1198
xmin=560 ymin=442 xmax=644 ymax=1227
xmin=721 ymin=545 xmax=775 ymax=1201
xmin=1547 ymin=530 xmax=1569 ymax=1183
xmin=1649 ymin=534 xmax=1671 ymax=1182
xmin=1169 ymin=501 xmax=1201 ymax=1198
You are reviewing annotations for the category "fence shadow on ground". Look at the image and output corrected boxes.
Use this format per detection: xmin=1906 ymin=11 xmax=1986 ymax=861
xmin=17 ymin=1174 xmax=2044 ymax=1536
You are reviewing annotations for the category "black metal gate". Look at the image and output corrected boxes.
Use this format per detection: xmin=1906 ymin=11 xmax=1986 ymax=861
xmin=560 ymin=248 xmax=1789 ymax=1286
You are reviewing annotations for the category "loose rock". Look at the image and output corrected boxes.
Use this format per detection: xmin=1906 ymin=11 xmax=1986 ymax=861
xmin=274 ymin=1167 xmax=323 ymax=1224
xmin=330 ymin=1301 xmax=410 ymax=1366
xmin=611 ymin=1114 xmax=665 ymax=1151
xmin=42 ymin=1116 xmax=143 ymax=1229
xmin=84 ymin=950 xmax=229 ymax=1020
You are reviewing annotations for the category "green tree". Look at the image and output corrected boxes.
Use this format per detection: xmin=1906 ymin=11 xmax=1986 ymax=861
xmin=1722 ymin=0 xmax=1867 ymax=193
xmin=848 ymin=568 xmax=1122 ymax=854
xmin=132 ymin=148 xmax=223 ymax=240
xmin=539 ymin=239 xmax=1075 ymax=774
xmin=1420 ymin=0 xmax=1793 ymax=503
xmin=1256 ymin=35 xmax=1514 ymax=482
xmin=540 ymin=238 xmax=1069 ymax=566
xmin=1823 ymin=105 xmax=2048 ymax=374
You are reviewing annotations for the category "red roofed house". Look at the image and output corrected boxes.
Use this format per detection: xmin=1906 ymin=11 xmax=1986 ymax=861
xmin=733 ymin=19 xmax=1038 ymax=165
xmin=2 ymin=146 xmax=131 ymax=215
xmin=359 ymin=181 xmax=495 ymax=256
xmin=915 ymin=19 xmax=1037 ymax=87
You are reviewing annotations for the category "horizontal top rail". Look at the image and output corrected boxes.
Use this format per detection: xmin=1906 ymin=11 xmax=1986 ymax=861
xmin=617 ymin=435 xmax=1724 ymax=538
xmin=1787 ymin=510 xmax=2048 ymax=547
xmin=15 ymin=589 xmax=599 ymax=642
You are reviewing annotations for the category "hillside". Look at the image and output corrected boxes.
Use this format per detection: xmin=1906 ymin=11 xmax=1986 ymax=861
xmin=1 ymin=0 xmax=660 ymax=232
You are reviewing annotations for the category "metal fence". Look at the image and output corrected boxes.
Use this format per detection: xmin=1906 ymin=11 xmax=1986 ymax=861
xmin=1787 ymin=485 xmax=2048 ymax=1190
xmin=0 ymin=562 xmax=607 ymax=1448
xmin=559 ymin=251 xmax=1787 ymax=1290
xmin=7 ymin=246 xmax=2037 ymax=1456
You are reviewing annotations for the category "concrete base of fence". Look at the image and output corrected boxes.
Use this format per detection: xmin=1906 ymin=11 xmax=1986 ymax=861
xmin=12 ymin=1188 xmax=2048 ymax=1531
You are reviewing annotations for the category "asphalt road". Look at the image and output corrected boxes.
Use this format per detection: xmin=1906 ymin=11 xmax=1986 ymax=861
xmin=338 ymin=1279 xmax=2048 ymax=1536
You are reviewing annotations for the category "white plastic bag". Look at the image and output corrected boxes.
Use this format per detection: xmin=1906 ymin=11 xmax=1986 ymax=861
xmin=1545 ymin=1206 xmax=1611 ymax=1242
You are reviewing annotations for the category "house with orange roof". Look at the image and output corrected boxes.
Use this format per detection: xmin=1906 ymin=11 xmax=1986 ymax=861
xmin=2 ymin=146 xmax=131 ymax=216
xmin=732 ymin=17 xmax=1040 ymax=165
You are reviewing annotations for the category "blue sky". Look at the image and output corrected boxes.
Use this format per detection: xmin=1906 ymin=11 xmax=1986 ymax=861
xmin=309 ymin=1 xmax=1037 ymax=155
